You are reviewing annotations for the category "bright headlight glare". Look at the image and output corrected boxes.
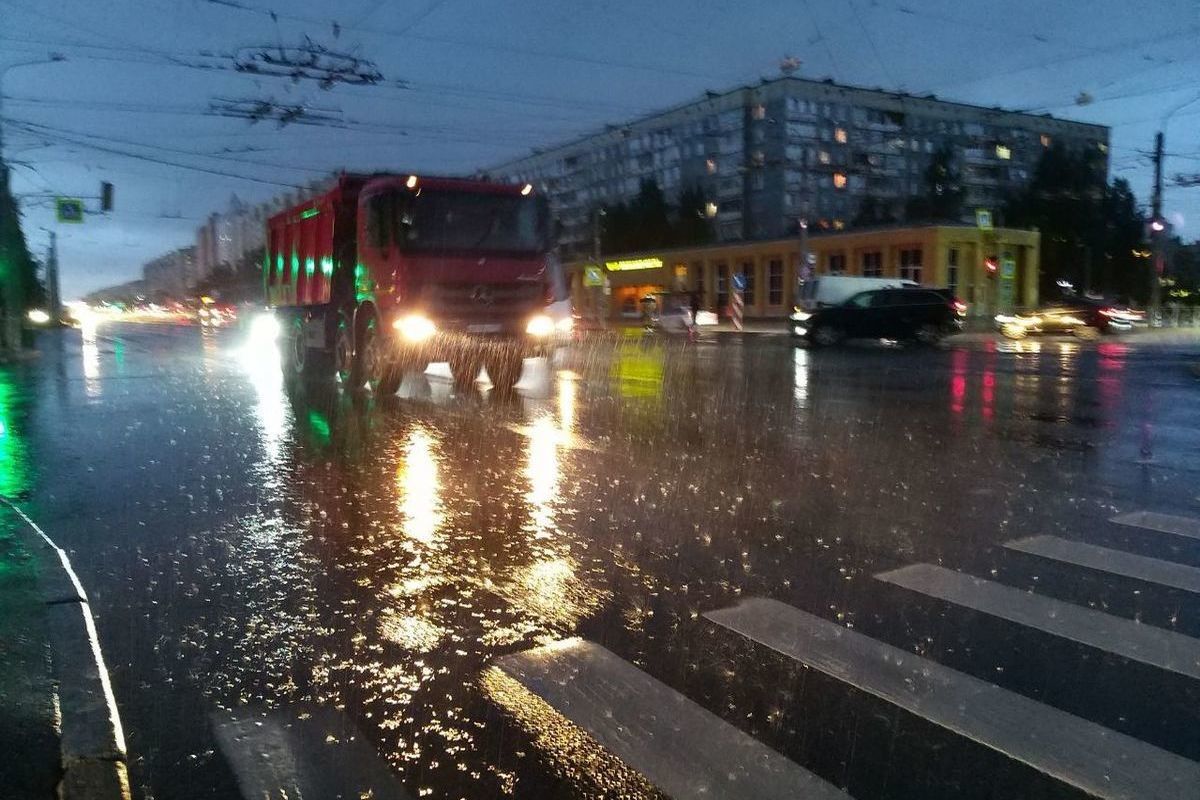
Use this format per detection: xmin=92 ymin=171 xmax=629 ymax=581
xmin=249 ymin=313 xmax=280 ymax=344
xmin=526 ymin=314 xmax=555 ymax=336
xmin=27 ymin=309 xmax=50 ymax=324
xmin=791 ymin=310 xmax=812 ymax=322
xmin=555 ymin=316 xmax=574 ymax=332
xmin=395 ymin=313 xmax=436 ymax=341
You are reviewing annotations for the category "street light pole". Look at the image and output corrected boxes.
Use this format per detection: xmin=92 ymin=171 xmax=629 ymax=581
xmin=1149 ymin=92 xmax=1200 ymax=321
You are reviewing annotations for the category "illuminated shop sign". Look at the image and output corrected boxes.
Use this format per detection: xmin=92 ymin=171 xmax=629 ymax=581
xmin=604 ymin=257 xmax=663 ymax=272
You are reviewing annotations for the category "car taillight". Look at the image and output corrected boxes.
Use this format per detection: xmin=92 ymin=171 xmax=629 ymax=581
xmin=952 ymin=300 xmax=968 ymax=315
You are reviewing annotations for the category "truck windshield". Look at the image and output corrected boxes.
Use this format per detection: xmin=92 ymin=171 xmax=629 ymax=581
xmin=381 ymin=190 xmax=545 ymax=253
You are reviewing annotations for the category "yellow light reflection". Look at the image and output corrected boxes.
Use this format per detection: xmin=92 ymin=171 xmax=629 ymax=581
xmin=479 ymin=665 xmax=659 ymax=799
xmin=379 ymin=610 xmax=447 ymax=652
xmin=526 ymin=414 xmax=559 ymax=539
xmin=793 ymin=346 xmax=810 ymax=408
xmin=556 ymin=375 xmax=576 ymax=436
xmin=509 ymin=556 xmax=606 ymax=629
xmin=397 ymin=427 xmax=442 ymax=546
xmin=81 ymin=326 xmax=101 ymax=398
xmin=236 ymin=344 xmax=290 ymax=477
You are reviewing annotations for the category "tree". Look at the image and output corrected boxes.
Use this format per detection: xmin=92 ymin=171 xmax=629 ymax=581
xmin=0 ymin=165 xmax=39 ymax=349
xmin=599 ymin=179 xmax=712 ymax=254
xmin=852 ymin=195 xmax=897 ymax=227
xmin=905 ymin=144 xmax=964 ymax=222
xmin=1003 ymin=143 xmax=1141 ymax=301
xmin=672 ymin=185 xmax=714 ymax=247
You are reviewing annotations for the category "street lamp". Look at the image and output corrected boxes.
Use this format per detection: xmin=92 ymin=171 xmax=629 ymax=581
xmin=0 ymin=54 xmax=67 ymax=160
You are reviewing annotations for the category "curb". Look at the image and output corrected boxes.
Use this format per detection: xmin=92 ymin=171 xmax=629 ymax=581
xmin=0 ymin=497 xmax=131 ymax=800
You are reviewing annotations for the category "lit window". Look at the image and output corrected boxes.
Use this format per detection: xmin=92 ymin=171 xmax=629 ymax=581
xmin=819 ymin=151 xmax=831 ymax=165
xmin=1097 ymin=141 xmax=1108 ymax=153
xmin=834 ymin=127 xmax=848 ymax=144
xmin=833 ymin=219 xmax=845 ymax=230
xmin=1040 ymin=134 xmax=1052 ymax=147
xmin=832 ymin=173 xmax=847 ymax=189
xmin=995 ymin=144 xmax=1011 ymax=160
xmin=706 ymin=158 xmax=717 ymax=174
xmin=751 ymin=104 xmax=766 ymax=120
xmin=705 ymin=202 xmax=718 ymax=218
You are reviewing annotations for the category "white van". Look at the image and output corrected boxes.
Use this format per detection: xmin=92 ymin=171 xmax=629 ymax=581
xmin=795 ymin=276 xmax=918 ymax=311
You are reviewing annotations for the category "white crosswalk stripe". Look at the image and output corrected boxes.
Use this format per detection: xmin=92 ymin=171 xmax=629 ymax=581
xmin=1005 ymin=535 xmax=1200 ymax=594
xmin=876 ymin=562 xmax=1200 ymax=680
xmin=492 ymin=638 xmax=846 ymax=800
xmin=705 ymin=597 xmax=1200 ymax=800
xmin=1111 ymin=510 xmax=1200 ymax=541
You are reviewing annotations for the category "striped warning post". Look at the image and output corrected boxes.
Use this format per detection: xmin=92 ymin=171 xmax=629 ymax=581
xmin=731 ymin=289 xmax=744 ymax=331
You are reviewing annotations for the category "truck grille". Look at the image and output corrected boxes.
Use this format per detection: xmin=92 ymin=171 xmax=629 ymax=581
xmin=423 ymin=282 xmax=544 ymax=321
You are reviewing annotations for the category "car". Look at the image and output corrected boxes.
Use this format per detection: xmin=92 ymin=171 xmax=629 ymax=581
xmin=792 ymin=287 xmax=967 ymax=346
xmin=996 ymin=298 xmax=1144 ymax=340
xmin=795 ymin=275 xmax=919 ymax=311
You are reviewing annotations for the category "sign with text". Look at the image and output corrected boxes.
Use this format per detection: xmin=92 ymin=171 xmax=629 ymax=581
xmin=604 ymin=257 xmax=662 ymax=272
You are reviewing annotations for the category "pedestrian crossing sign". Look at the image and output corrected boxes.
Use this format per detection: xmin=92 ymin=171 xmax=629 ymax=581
xmin=56 ymin=197 xmax=85 ymax=223
xmin=583 ymin=264 xmax=604 ymax=287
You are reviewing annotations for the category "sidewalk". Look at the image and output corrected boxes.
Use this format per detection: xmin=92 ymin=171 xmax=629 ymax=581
xmin=0 ymin=518 xmax=60 ymax=799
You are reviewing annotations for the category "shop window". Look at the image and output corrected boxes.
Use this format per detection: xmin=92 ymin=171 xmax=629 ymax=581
xmin=947 ymin=248 xmax=959 ymax=296
xmin=768 ymin=259 xmax=783 ymax=305
xmin=862 ymin=250 xmax=883 ymax=277
xmin=899 ymin=248 xmax=923 ymax=283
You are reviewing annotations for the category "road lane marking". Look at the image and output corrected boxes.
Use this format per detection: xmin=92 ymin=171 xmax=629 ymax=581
xmin=1111 ymin=511 xmax=1200 ymax=541
xmin=876 ymin=563 xmax=1200 ymax=680
xmin=492 ymin=638 xmax=846 ymax=800
xmin=1005 ymin=535 xmax=1200 ymax=594
xmin=705 ymin=597 xmax=1200 ymax=800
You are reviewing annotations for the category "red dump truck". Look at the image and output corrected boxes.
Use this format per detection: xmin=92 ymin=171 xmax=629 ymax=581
xmin=265 ymin=173 xmax=568 ymax=393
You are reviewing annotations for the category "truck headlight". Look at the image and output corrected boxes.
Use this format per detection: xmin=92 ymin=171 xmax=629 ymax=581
xmin=526 ymin=314 xmax=555 ymax=337
xmin=395 ymin=314 xmax=436 ymax=342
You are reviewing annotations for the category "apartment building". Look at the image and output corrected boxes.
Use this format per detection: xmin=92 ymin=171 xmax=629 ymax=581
xmin=491 ymin=75 xmax=1108 ymax=258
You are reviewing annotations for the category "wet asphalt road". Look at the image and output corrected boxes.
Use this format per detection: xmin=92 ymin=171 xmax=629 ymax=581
xmin=5 ymin=322 xmax=1200 ymax=799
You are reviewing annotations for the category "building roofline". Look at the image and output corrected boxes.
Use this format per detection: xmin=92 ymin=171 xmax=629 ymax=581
xmin=491 ymin=74 xmax=1108 ymax=170
xmin=568 ymin=223 xmax=1039 ymax=264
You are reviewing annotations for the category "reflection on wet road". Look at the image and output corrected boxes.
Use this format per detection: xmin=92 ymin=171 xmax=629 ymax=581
xmin=11 ymin=325 xmax=1200 ymax=799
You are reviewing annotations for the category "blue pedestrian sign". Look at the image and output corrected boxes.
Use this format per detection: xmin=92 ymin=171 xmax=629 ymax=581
xmin=731 ymin=273 xmax=747 ymax=292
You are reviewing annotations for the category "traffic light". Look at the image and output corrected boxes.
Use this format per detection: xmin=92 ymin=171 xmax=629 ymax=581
xmin=100 ymin=181 xmax=113 ymax=212
xmin=985 ymin=255 xmax=999 ymax=277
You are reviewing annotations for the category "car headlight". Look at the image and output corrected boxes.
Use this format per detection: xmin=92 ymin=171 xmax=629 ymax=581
xmin=526 ymin=314 xmax=555 ymax=337
xmin=394 ymin=314 xmax=436 ymax=341
xmin=555 ymin=316 xmax=574 ymax=333
xmin=26 ymin=309 xmax=50 ymax=324
xmin=790 ymin=310 xmax=812 ymax=322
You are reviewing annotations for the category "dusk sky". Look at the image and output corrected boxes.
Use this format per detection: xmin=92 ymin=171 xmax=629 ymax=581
xmin=2 ymin=0 xmax=1198 ymax=297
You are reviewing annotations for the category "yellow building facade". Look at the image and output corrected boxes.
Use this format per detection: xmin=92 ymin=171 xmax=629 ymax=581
xmin=569 ymin=224 xmax=1040 ymax=319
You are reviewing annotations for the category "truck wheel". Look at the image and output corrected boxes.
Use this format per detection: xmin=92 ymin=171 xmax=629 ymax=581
xmin=358 ymin=316 xmax=400 ymax=395
xmin=283 ymin=316 xmax=306 ymax=376
xmin=333 ymin=315 xmax=354 ymax=386
xmin=485 ymin=352 xmax=523 ymax=393
xmin=448 ymin=353 xmax=481 ymax=389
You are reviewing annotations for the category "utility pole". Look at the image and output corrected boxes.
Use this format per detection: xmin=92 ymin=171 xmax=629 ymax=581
xmin=1150 ymin=131 xmax=1164 ymax=318
xmin=46 ymin=230 xmax=61 ymax=323
xmin=592 ymin=208 xmax=606 ymax=325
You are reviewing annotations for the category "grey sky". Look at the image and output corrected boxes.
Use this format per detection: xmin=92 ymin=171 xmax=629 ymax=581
xmin=2 ymin=0 xmax=1198 ymax=297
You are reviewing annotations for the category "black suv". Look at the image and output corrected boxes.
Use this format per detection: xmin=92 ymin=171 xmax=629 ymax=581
xmin=792 ymin=287 xmax=967 ymax=346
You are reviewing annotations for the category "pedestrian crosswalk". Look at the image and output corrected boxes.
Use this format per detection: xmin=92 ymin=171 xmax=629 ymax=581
xmin=488 ymin=510 xmax=1200 ymax=799
xmin=492 ymin=639 xmax=846 ymax=800
xmin=1006 ymin=534 xmax=1200 ymax=594
xmin=1111 ymin=510 xmax=1200 ymax=541
xmin=876 ymin=562 xmax=1200 ymax=680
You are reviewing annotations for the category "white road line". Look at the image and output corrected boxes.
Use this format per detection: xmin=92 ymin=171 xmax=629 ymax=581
xmin=1111 ymin=511 xmax=1200 ymax=542
xmin=493 ymin=639 xmax=846 ymax=800
xmin=1005 ymin=535 xmax=1200 ymax=594
xmin=705 ymin=598 xmax=1200 ymax=800
xmin=877 ymin=563 xmax=1200 ymax=680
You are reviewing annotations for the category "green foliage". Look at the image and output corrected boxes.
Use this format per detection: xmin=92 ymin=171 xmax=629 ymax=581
xmin=599 ymin=179 xmax=712 ymax=255
xmin=904 ymin=144 xmax=964 ymax=223
xmin=1004 ymin=143 xmax=1146 ymax=302
xmin=0 ymin=166 xmax=39 ymax=315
